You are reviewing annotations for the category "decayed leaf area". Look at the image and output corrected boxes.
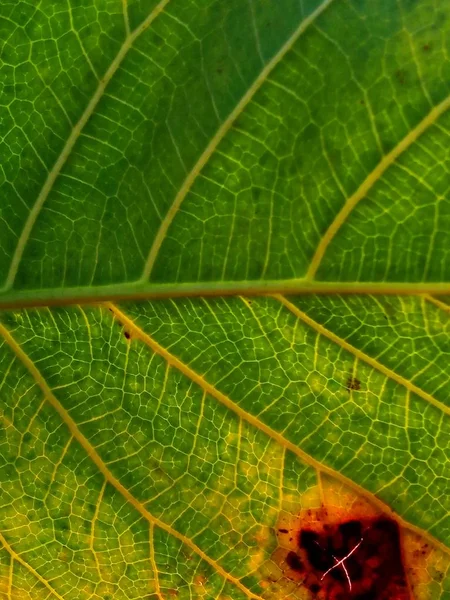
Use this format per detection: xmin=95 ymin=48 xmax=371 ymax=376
xmin=0 ymin=296 xmax=449 ymax=599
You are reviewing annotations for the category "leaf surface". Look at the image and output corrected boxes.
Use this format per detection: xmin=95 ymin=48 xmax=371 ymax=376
xmin=0 ymin=1 xmax=449 ymax=599
xmin=1 ymin=0 xmax=450 ymax=304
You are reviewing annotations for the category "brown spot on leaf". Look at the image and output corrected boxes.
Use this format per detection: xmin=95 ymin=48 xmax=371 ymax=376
xmin=346 ymin=376 xmax=361 ymax=391
xmin=194 ymin=575 xmax=207 ymax=587
xmin=262 ymin=478 xmax=444 ymax=600
xmin=395 ymin=69 xmax=406 ymax=85
xmin=286 ymin=551 xmax=303 ymax=572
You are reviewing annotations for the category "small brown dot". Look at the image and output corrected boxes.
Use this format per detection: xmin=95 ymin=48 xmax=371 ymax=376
xmin=346 ymin=376 xmax=361 ymax=391
xmin=395 ymin=69 xmax=406 ymax=85
xmin=278 ymin=528 xmax=289 ymax=534
xmin=286 ymin=551 xmax=303 ymax=572
xmin=124 ymin=331 xmax=130 ymax=340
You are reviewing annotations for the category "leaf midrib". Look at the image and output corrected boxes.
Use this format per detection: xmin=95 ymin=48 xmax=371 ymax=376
xmin=2 ymin=281 xmax=450 ymax=310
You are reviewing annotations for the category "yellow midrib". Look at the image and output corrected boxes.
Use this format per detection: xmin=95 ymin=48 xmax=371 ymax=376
xmin=105 ymin=302 xmax=450 ymax=556
xmin=2 ymin=281 xmax=450 ymax=311
xmin=0 ymin=322 xmax=263 ymax=600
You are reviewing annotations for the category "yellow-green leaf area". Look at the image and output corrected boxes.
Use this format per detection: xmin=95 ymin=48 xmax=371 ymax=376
xmin=0 ymin=297 xmax=449 ymax=598
xmin=1 ymin=1 xmax=450 ymax=600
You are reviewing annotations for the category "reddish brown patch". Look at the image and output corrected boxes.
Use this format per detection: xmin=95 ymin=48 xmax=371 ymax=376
xmin=264 ymin=482 xmax=444 ymax=600
xmin=297 ymin=516 xmax=409 ymax=599
xmin=272 ymin=503 xmax=412 ymax=599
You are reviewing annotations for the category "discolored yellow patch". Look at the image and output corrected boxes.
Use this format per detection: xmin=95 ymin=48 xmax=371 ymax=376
xmin=258 ymin=475 xmax=448 ymax=600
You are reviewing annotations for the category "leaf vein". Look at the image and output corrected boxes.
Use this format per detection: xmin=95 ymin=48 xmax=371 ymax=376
xmin=104 ymin=302 xmax=450 ymax=555
xmin=306 ymin=92 xmax=450 ymax=279
xmin=275 ymin=294 xmax=450 ymax=417
xmin=141 ymin=0 xmax=336 ymax=281
xmin=0 ymin=531 xmax=65 ymax=600
xmin=0 ymin=321 xmax=263 ymax=600
xmin=2 ymin=0 xmax=171 ymax=292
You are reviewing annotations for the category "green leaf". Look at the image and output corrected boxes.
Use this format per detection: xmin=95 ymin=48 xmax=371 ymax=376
xmin=2 ymin=0 xmax=450 ymax=304
xmin=0 ymin=1 xmax=449 ymax=599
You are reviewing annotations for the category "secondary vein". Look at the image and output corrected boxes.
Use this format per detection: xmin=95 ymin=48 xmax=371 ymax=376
xmin=2 ymin=0 xmax=171 ymax=292
xmin=275 ymin=294 xmax=450 ymax=417
xmin=104 ymin=302 xmax=450 ymax=556
xmin=0 ymin=320 xmax=263 ymax=600
xmin=141 ymin=0 xmax=335 ymax=280
xmin=306 ymin=92 xmax=450 ymax=280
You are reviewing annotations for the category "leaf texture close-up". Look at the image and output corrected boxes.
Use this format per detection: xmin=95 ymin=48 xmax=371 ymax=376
xmin=0 ymin=1 xmax=449 ymax=599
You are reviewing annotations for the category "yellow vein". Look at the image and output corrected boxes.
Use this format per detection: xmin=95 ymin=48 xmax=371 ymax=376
xmin=275 ymin=294 xmax=450 ymax=417
xmin=104 ymin=303 xmax=450 ymax=556
xmin=0 ymin=531 xmax=65 ymax=600
xmin=424 ymin=293 xmax=450 ymax=313
xmin=316 ymin=469 xmax=325 ymax=506
xmin=42 ymin=436 xmax=73 ymax=504
xmin=0 ymin=322 xmax=263 ymax=600
xmin=141 ymin=0 xmax=335 ymax=280
xmin=122 ymin=0 xmax=131 ymax=37
xmin=2 ymin=0 xmax=171 ymax=292
xmin=306 ymin=92 xmax=450 ymax=279
xmin=278 ymin=446 xmax=285 ymax=513
xmin=90 ymin=479 xmax=106 ymax=583
xmin=149 ymin=522 xmax=164 ymax=600
xmin=7 ymin=554 xmax=13 ymax=600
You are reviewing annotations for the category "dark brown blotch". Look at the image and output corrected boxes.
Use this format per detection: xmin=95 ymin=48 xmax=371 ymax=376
xmin=346 ymin=376 xmax=361 ymax=391
xmin=286 ymin=551 xmax=303 ymax=572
